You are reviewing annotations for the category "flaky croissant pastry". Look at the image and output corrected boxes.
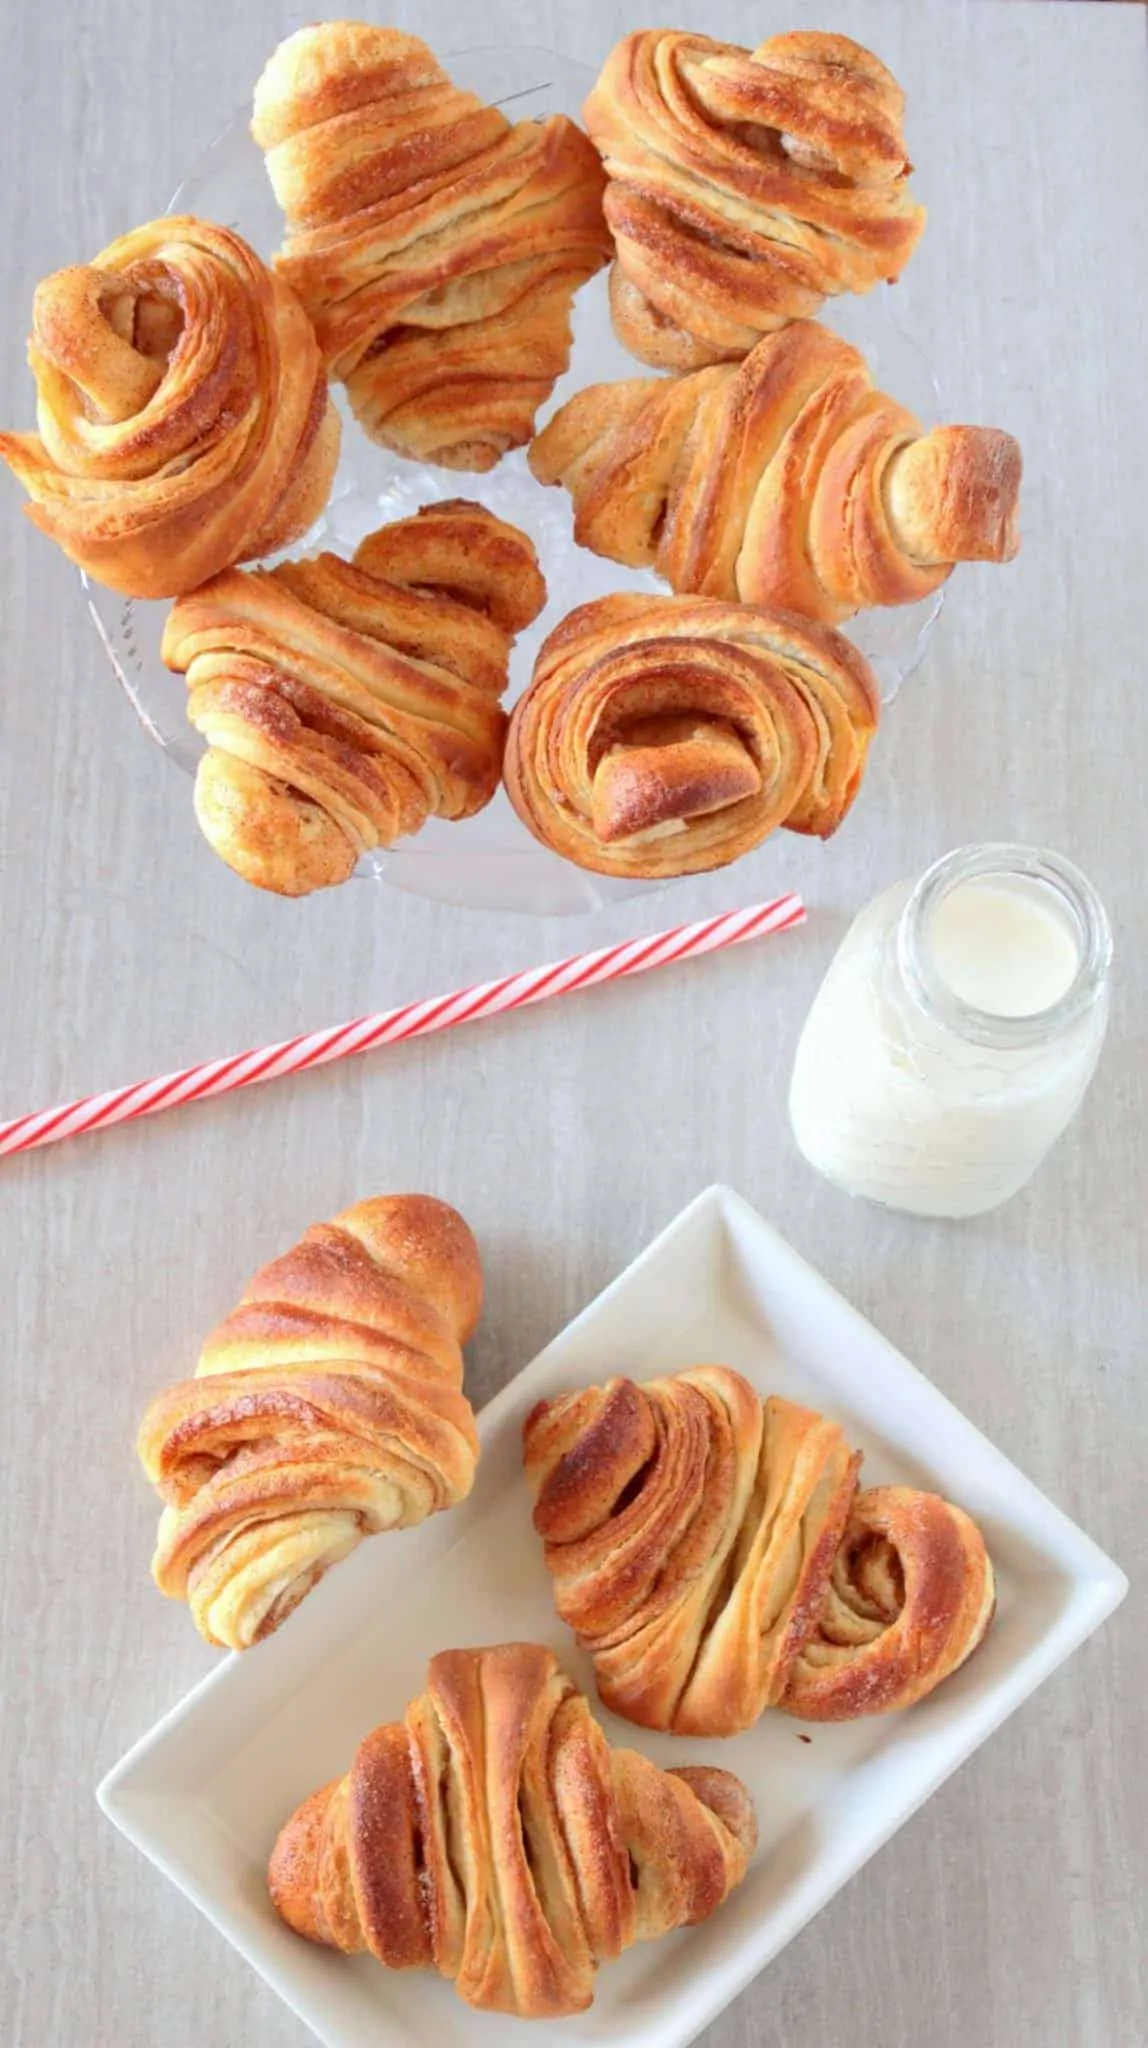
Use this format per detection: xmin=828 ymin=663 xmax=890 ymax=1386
xmin=252 ymin=24 xmax=612 ymax=469
xmin=138 ymin=1195 xmax=482 ymax=1649
xmin=503 ymin=591 xmax=880 ymax=878
xmin=585 ymin=29 xmax=925 ymax=371
xmin=530 ymin=321 xmax=1022 ymax=626
xmin=524 ymin=1366 xmax=995 ymax=1735
xmin=269 ymin=1642 xmax=757 ymax=2016
xmin=0 ymin=217 xmax=339 ymax=598
xmin=162 ymin=500 xmax=546 ymax=895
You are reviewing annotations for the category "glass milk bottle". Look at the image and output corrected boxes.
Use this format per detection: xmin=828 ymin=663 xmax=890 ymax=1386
xmin=789 ymin=845 xmax=1112 ymax=1219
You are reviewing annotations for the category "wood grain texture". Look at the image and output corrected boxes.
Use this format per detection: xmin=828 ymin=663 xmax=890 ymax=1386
xmin=0 ymin=3 xmax=1145 ymax=2045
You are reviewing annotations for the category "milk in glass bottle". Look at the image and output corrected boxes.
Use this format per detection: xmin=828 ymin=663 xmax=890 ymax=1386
xmin=789 ymin=845 xmax=1112 ymax=1219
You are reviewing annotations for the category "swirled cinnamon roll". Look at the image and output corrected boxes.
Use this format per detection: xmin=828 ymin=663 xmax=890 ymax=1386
xmin=504 ymin=591 xmax=880 ymax=878
xmin=0 ymin=217 xmax=339 ymax=596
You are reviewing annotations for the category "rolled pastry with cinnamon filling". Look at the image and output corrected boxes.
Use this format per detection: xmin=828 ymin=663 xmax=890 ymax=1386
xmin=252 ymin=23 xmax=611 ymax=469
xmin=584 ymin=29 xmax=925 ymax=370
xmin=503 ymin=591 xmax=880 ymax=878
xmin=524 ymin=1366 xmax=995 ymax=1735
xmin=530 ymin=321 xmax=1021 ymax=626
xmin=138 ymin=1195 xmax=483 ymax=1649
xmin=0 ymin=217 xmax=339 ymax=597
xmin=163 ymin=500 xmax=546 ymax=895
xmin=268 ymin=1642 xmax=757 ymax=2015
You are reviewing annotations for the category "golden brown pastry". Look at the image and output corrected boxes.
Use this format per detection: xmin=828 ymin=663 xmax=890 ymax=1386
xmin=0 ymin=216 xmax=339 ymax=598
xmin=782 ymin=1486 xmax=997 ymax=1721
xmin=584 ymin=29 xmax=925 ymax=370
xmin=524 ymin=1366 xmax=995 ymax=1734
xmin=252 ymin=23 xmax=612 ymax=469
xmin=138 ymin=1195 xmax=482 ymax=1649
xmin=530 ymin=321 xmax=1022 ymax=625
xmin=503 ymin=590 xmax=880 ymax=879
xmin=268 ymin=1642 xmax=757 ymax=2015
xmin=162 ymin=500 xmax=546 ymax=895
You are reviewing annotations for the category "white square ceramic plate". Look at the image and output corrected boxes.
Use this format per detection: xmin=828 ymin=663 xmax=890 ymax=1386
xmin=99 ymin=1185 xmax=1127 ymax=2048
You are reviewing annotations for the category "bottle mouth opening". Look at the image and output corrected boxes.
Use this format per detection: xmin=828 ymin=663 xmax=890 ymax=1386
xmin=897 ymin=843 xmax=1112 ymax=1050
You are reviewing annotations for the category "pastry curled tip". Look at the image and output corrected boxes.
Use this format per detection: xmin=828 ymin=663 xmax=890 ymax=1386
xmin=668 ymin=1765 xmax=759 ymax=1866
xmin=252 ymin=23 xmax=441 ymax=151
xmin=194 ymin=750 xmax=359 ymax=899
xmin=268 ymin=1782 xmax=345 ymax=1942
xmin=885 ymin=427 xmax=1022 ymax=567
xmin=590 ymin=722 xmax=763 ymax=844
xmin=354 ymin=499 xmax=549 ymax=634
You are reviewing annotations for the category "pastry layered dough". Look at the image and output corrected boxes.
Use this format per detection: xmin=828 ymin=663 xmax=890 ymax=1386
xmin=0 ymin=217 xmax=339 ymax=597
xmin=162 ymin=500 xmax=546 ymax=895
xmin=584 ymin=29 xmax=925 ymax=370
xmin=138 ymin=1195 xmax=482 ymax=1649
xmin=252 ymin=24 xmax=612 ymax=468
xmin=524 ymin=1366 xmax=994 ymax=1734
xmin=503 ymin=591 xmax=880 ymax=878
xmin=268 ymin=1642 xmax=757 ymax=2015
xmin=530 ymin=321 xmax=1022 ymax=625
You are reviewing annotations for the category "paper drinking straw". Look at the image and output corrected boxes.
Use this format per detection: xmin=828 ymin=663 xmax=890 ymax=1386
xmin=0 ymin=894 xmax=805 ymax=1160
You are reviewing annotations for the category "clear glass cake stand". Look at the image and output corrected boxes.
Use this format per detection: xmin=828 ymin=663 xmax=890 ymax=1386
xmin=84 ymin=46 xmax=944 ymax=915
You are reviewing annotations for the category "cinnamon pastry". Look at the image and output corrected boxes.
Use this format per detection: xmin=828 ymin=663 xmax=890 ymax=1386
xmin=252 ymin=24 xmax=612 ymax=469
xmin=530 ymin=321 xmax=1022 ymax=625
xmin=524 ymin=1366 xmax=994 ymax=1734
xmin=162 ymin=500 xmax=546 ymax=895
xmin=268 ymin=1642 xmax=757 ymax=2016
xmin=503 ymin=591 xmax=880 ymax=879
xmin=138 ymin=1195 xmax=482 ymax=1649
xmin=0 ymin=216 xmax=339 ymax=598
xmin=584 ymin=29 xmax=925 ymax=370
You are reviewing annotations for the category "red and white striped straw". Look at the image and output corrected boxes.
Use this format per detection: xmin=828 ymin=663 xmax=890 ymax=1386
xmin=0 ymin=894 xmax=803 ymax=1161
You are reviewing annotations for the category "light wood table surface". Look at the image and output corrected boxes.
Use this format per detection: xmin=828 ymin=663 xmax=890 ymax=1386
xmin=1 ymin=3 xmax=1145 ymax=2044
